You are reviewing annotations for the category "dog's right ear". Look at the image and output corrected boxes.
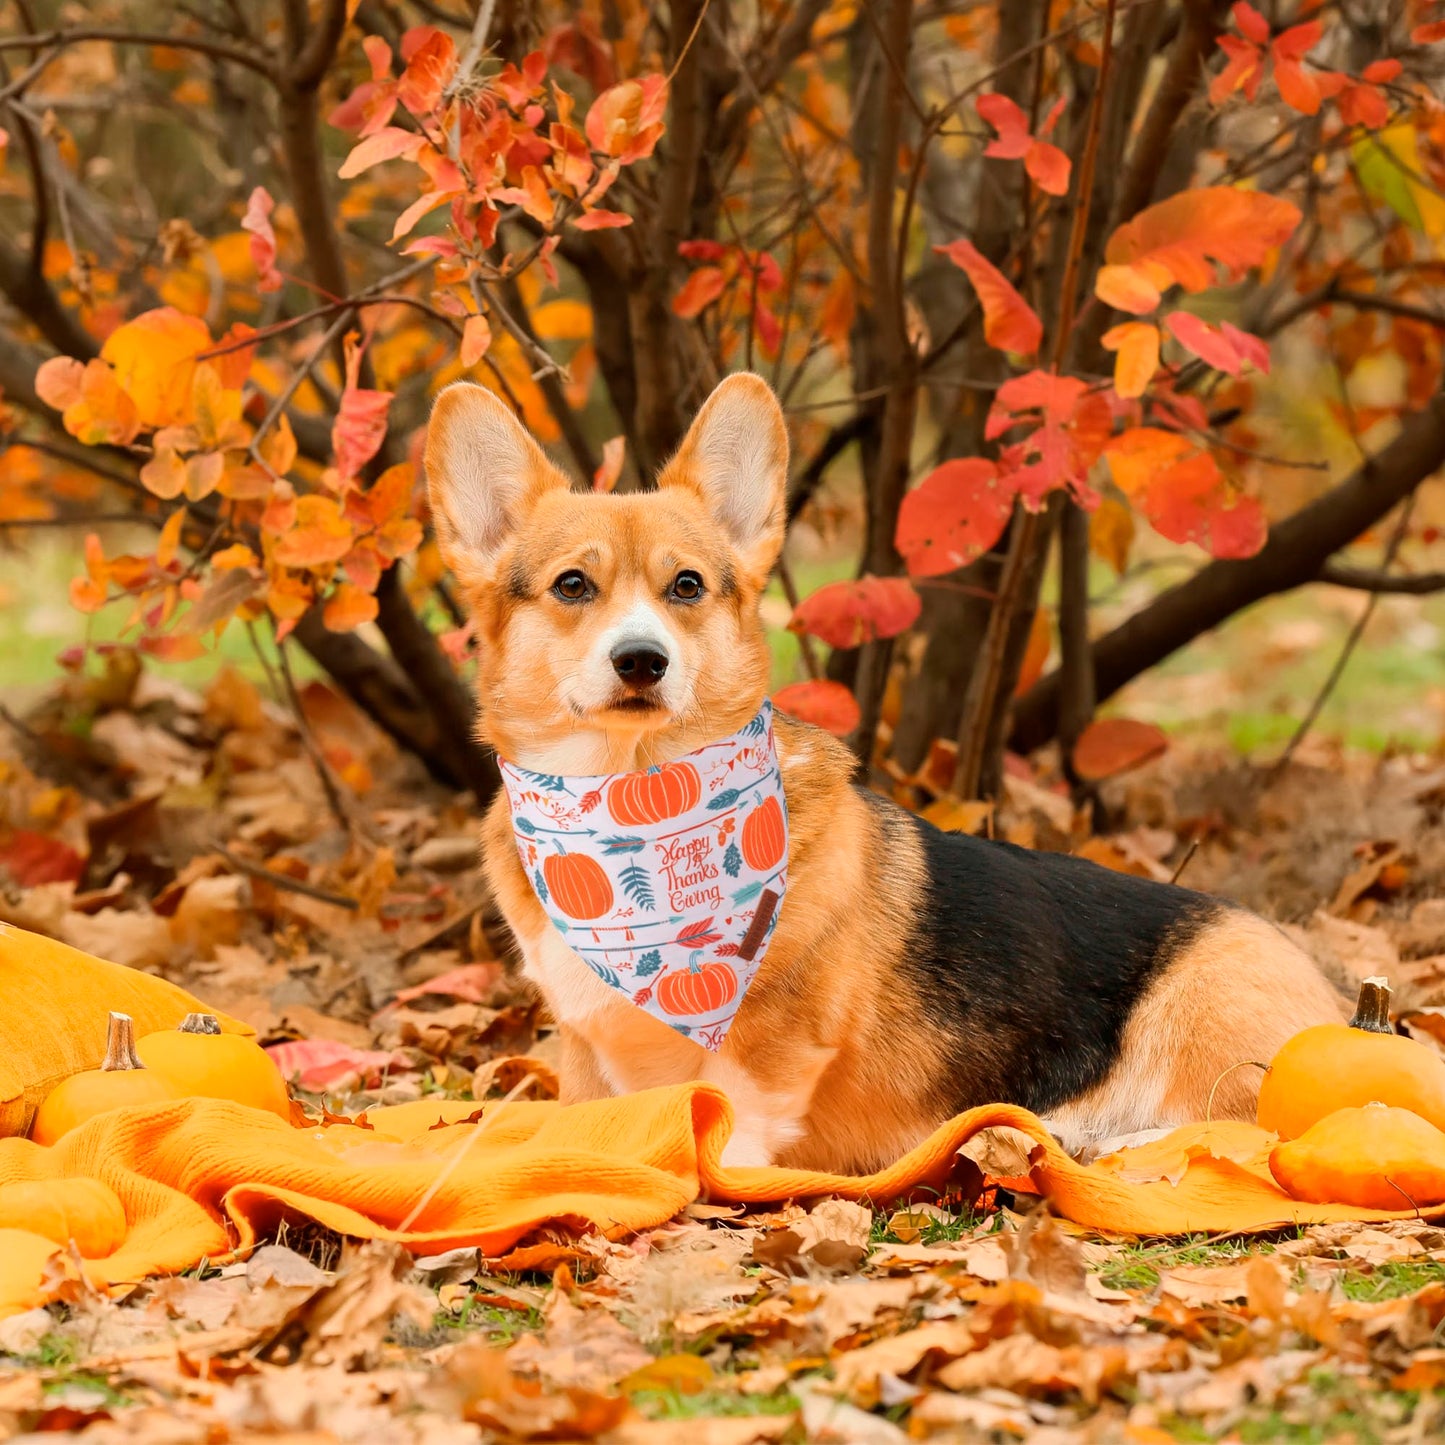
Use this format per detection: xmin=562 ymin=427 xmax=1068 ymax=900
xmin=424 ymin=383 xmax=568 ymax=584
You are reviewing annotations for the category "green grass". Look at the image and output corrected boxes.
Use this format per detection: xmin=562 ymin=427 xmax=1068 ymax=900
xmin=1092 ymin=1233 xmax=1281 ymax=1293
xmin=1334 ymin=1260 xmax=1445 ymax=1303
xmin=628 ymin=1385 xmax=799 ymax=1421
xmin=432 ymin=1295 xmax=544 ymax=1344
xmin=869 ymin=1200 xmax=985 ymax=1247
xmin=4 ymin=1333 xmax=135 ymax=1407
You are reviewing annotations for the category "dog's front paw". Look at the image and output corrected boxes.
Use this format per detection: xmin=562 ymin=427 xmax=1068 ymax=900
xmin=719 ymin=1131 xmax=774 ymax=1170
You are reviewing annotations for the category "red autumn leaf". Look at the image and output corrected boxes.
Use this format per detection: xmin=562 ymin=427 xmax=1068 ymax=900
xmin=1072 ymin=718 xmax=1169 ymax=781
xmin=333 ymin=385 xmax=393 ymax=483
xmin=1233 ymin=2 xmax=1270 ymax=45
xmin=1105 ymin=427 xmax=1267 ymax=559
xmin=986 ymin=371 xmax=1106 ymax=508
xmin=240 ymin=186 xmax=283 ymax=293
xmin=772 ymin=680 xmax=861 ymax=737
xmin=673 ymin=266 xmax=726 ymax=318
xmin=975 ymin=94 xmax=1071 ymax=197
xmin=265 ymin=1038 xmax=415 ymax=1093
xmin=0 ymin=830 xmax=86 ymax=887
xmin=1163 ymin=311 xmax=1244 ymax=374
xmin=396 ymin=28 xmax=456 ymax=115
xmin=593 ymin=435 xmax=625 ymax=492
xmin=1015 ymin=606 xmax=1053 ymax=698
xmin=1413 ymin=21 xmax=1445 ymax=43
xmin=1210 ymin=34 xmax=1265 ymax=105
xmin=895 ymin=458 xmax=1013 ymax=577
xmin=934 ymin=239 xmax=1043 ymax=354
xmin=788 ymin=575 xmax=922 ymax=649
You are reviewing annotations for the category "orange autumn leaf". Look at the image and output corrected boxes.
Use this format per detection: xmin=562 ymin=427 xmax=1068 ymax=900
xmin=1101 ymin=321 xmax=1160 ymax=398
xmin=1014 ymin=606 xmax=1053 ymax=698
xmin=100 ymin=308 xmax=213 ymax=428
xmin=40 ymin=358 xmax=141 ymax=446
xmin=323 ymin=581 xmax=381 ymax=631
xmin=1098 ymin=187 xmax=1301 ymax=315
xmin=460 ymin=314 xmax=492 ymax=367
xmin=273 ymin=495 xmax=355 ymax=568
xmin=934 ymin=239 xmax=1042 ymax=354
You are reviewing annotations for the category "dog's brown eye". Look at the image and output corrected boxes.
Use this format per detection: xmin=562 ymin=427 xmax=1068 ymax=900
xmin=553 ymin=570 xmax=591 ymax=602
xmin=670 ymin=571 xmax=704 ymax=602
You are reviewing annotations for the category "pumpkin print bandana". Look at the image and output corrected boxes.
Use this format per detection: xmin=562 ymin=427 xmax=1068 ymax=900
xmin=498 ymin=703 xmax=788 ymax=1051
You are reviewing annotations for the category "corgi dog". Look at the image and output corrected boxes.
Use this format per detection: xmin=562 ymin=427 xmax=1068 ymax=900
xmin=424 ymin=372 xmax=1345 ymax=1173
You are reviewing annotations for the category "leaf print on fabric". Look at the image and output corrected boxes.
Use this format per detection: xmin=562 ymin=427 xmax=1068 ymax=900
xmin=598 ymin=834 xmax=647 ymax=854
xmin=635 ymin=949 xmax=662 ymax=977
xmin=723 ymin=842 xmax=742 ymax=877
xmin=579 ymin=789 xmax=602 ymax=812
xmin=517 ymin=769 xmax=570 ymax=791
xmin=708 ymin=787 xmax=744 ymax=810
xmin=533 ymin=867 xmax=548 ymax=903
xmin=733 ymin=880 xmax=763 ymax=905
xmin=619 ymin=862 xmax=655 ymax=910
xmin=676 ymin=917 xmax=724 ymax=949
xmin=516 ymin=817 xmax=537 ymax=835
xmin=742 ymin=712 xmax=769 ymax=738
xmin=586 ymin=959 xmax=623 ymax=989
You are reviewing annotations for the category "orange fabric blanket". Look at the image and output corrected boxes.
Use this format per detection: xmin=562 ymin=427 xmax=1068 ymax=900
xmin=4 ymin=1084 xmax=1442 ymax=1316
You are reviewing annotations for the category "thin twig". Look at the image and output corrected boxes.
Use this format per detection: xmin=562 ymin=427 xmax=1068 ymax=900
xmin=215 ymin=846 xmax=360 ymax=911
xmin=775 ymin=555 xmax=822 ymax=681
xmin=274 ymin=624 xmax=352 ymax=829
xmin=1270 ymin=496 xmax=1418 ymax=775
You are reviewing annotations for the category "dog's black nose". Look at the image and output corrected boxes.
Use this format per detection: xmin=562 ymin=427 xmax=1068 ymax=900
xmin=611 ymin=642 xmax=669 ymax=690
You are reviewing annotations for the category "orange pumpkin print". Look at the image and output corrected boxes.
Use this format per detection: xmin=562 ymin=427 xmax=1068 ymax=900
xmin=657 ymin=960 xmax=737 ymax=1017
xmin=543 ymin=852 xmax=613 ymax=920
xmin=607 ymin=762 xmax=702 ymax=827
xmin=741 ymin=795 xmax=786 ymax=872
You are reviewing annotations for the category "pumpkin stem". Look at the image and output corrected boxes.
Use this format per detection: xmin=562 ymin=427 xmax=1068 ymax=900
xmin=179 ymin=1012 xmax=222 ymax=1035
xmin=1348 ymin=976 xmax=1395 ymax=1035
xmin=100 ymin=1012 xmax=146 ymax=1071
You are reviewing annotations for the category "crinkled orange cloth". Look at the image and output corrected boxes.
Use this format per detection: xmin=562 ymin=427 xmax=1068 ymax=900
xmin=4 ymin=1085 xmax=1442 ymax=1316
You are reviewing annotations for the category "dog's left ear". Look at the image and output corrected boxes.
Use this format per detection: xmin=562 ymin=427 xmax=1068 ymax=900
xmin=659 ymin=373 xmax=788 ymax=585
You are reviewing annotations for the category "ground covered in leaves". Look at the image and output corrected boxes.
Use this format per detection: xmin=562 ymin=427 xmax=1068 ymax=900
xmin=4 ymin=661 xmax=1445 ymax=1443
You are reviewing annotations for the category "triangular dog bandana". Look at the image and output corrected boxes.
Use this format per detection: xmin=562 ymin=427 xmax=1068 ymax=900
xmin=498 ymin=703 xmax=788 ymax=1051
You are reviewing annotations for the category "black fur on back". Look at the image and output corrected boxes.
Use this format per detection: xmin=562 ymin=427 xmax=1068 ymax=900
xmin=884 ymin=800 xmax=1225 ymax=1118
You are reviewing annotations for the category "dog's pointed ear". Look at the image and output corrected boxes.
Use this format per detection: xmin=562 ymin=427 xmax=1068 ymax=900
xmin=659 ymin=373 xmax=788 ymax=585
xmin=424 ymin=383 xmax=568 ymax=583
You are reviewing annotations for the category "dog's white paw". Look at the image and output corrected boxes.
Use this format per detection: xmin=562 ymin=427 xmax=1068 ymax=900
xmin=719 ymin=1132 xmax=773 ymax=1170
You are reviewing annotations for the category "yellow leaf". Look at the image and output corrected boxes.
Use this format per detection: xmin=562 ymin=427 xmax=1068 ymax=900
xmin=1089 ymin=496 xmax=1135 ymax=576
xmin=531 ymin=298 xmax=593 ymax=342
xmin=1101 ymin=321 xmax=1159 ymax=399
xmin=100 ymin=308 xmax=213 ymax=428
xmin=919 ymin=797 xmax=993 ymax=834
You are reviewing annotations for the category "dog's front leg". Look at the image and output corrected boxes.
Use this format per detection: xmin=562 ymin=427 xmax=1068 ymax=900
xmin=703 ymin=1044 xmax=837 ymax=1169
xmin=557 ymin=1024 xmax=615 ymax=1105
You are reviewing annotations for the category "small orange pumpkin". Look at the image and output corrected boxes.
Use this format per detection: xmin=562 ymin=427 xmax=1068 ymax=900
xmin=1257 ymin=977 xmax=1445 ymax=1140
xmin=607 ymin=762 xmax=702 ymax=826
xmin=137 ymin=1013 xmax=291 ymax=1119
xmin=1269 ymin=1102 xmax=1445 ymax=1210
xmin=740 ymin=795 xmax=786 ymax=872
xmin=543 ymin=851 xmax=614 ymax=919
xmin=657 ymin=960 xmax=737 ymax=1017
xmin=0 ymin=1178 xmax=127 ymax=1258
xmin=30 ymin=1013 xmax=180 ymax=1146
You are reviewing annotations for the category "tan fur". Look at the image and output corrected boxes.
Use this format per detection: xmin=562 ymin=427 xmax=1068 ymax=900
xmin=1042 ymin=913 xmax=1349 ymax=1153
xmin=427 ymin=374 xmax=1343 ymax=1172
